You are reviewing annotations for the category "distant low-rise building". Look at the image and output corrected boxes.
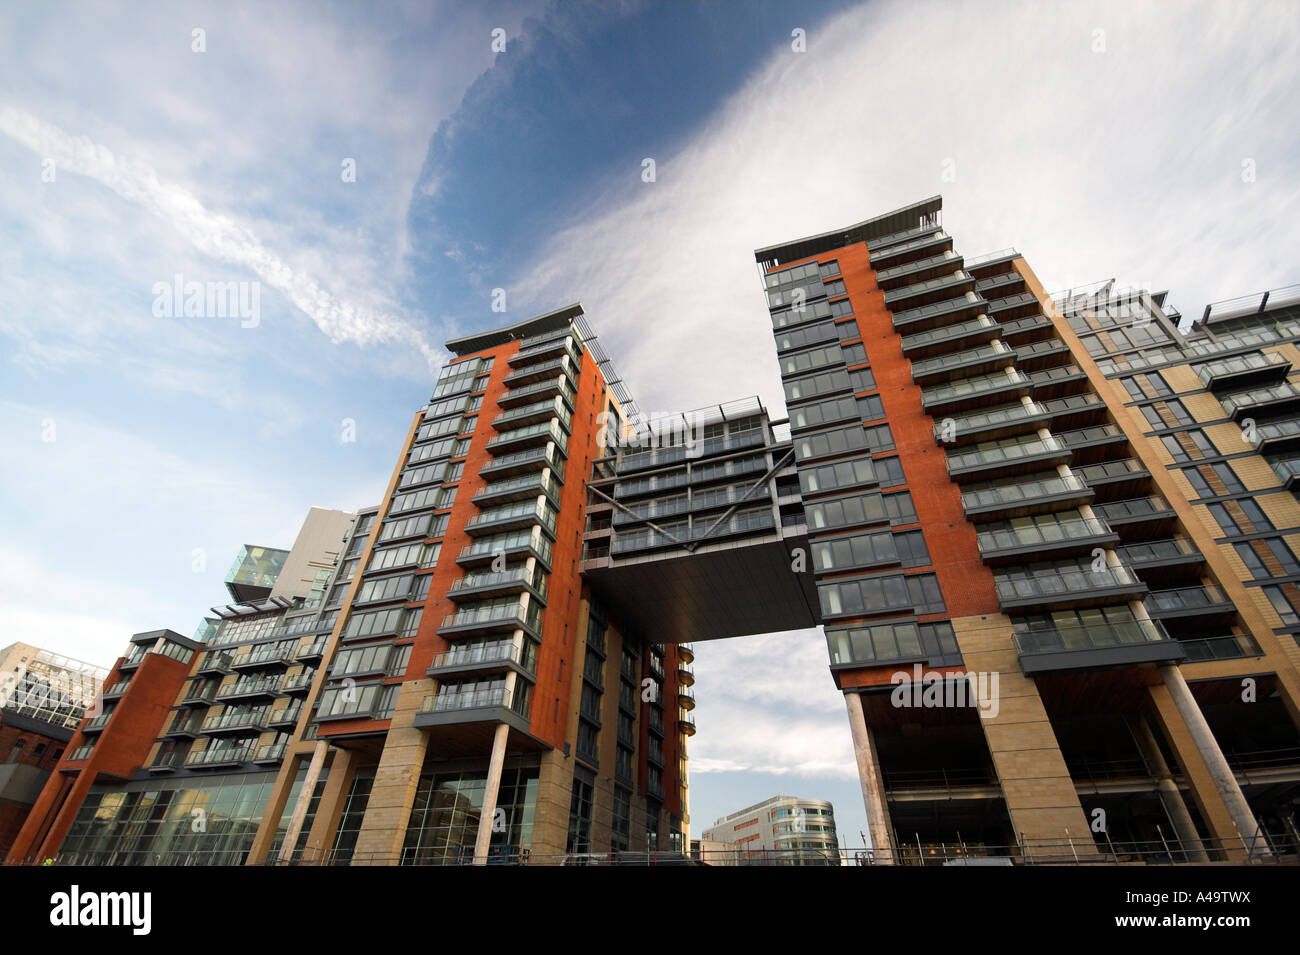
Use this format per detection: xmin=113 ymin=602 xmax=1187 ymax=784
xmin=700 ymin=795 xmax=839 ymax=865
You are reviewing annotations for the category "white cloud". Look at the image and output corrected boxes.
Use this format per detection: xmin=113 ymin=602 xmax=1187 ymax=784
xmin=0 ymin=106 xmax=440 ymax=366
xmin=512 ymin=0 xmax=1300 ymax=416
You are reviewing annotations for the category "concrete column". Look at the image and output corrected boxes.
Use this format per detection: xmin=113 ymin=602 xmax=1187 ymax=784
xmin=277 ymin=740 xmax=328 ymax=864
xmin=1157 ymin=665 xmax=1270 ymax=857
xmin=472 ymin=669 xmax=517 ymax=865
xmin=844 ymin=691 xmax=894 ymax=863
xmin=302 ymin=747 xmax=357 ymax=864
xmin=1128 ymin=714 xmax=1208 ymax=862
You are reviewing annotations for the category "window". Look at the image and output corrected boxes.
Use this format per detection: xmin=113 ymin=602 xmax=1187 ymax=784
xmin=795 ymin=424 xmax=869 ymax=462
xmin=818 ymin=572 xmax=945 ymax=618
xmin=840 ymin=343 xmax=868 ymax=366
xmin=1263 ymin=584 xmax=1300 ymax=627
xmin=1141 ymin=400 xmax=1194 ymax=428
xmin=1161 ymin=430 xmax=1216 ymax=463
xmin=858 ymin=394 xmax=885 ymax=421
xmin=1206 ymin=500 xmax=1274 ymax=536
xmin=1235 ymin=538 xmax=1300 ymax=579
xmin=1182 ymin=462 xmax=1245 ymax=498
xmin=799 ymin=456 xmax=876 ymax=496
xmin=784 ymin=368 xmax=853 ymax=404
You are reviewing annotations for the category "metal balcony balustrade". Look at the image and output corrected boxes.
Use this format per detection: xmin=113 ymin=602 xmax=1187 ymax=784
xmin=974 ymin=270 xmax=1025 ymax=294
xmin=118 ymin=647 xmax=149 ymax=670
xmin=280 ymin=671 xmax=314 ymax=693
xmin=611 ymin=507 xmax=775 ymax=556
xmin=882 ymin=269 xmax=972 ymax=309
xmin=447 ymin=565 xmax=545 ymax=601
xmin=1012 ymin=618 xmax=1183 ymax=673
xmin=1027 ymin=364 xmax=1087 ymax=393
xmin=491 ymin=396 xmax=566 ymax=430
xmin=186 ymin=742 xmax=255 ymax=767
xmin=1092 ymin=495 xmax=1174 ymax=526
xmin=1143 ymin=583 xmax=1234 ymax=618
xmin=873 ymin=250 xmax=963 ymax=288
xmin=457 ymin=531 xmax=552 ymax=567
xmin=976 ymin=515 xmax=1115 ymax=560
xmin=83 ymin=711 xmax=112 ymax=732
xmin=986 ymin=291 xmax=1038 ymax=314
xmin=268 ymin=703 xmax=303 ymax=726
xmin=479 ymin=444 xmax=565 ymax=479
xmin=464 ymin=498 xmax=557 ymax=537
xmin=296 ymin=640 xmax=328 ymax=661
xmin=960 ymin=472 xmax=1092 ymax=519
xmin=891 ymin=293 xmax=985 ymax=332
xmin=1013 ymin=337 xmax=1070 ymax=366
xmin=996 ymin=312 xmax=1054 ymax=338
xmin=202 ymin=710 xmax=268 ymax=733
xmin=473 ymin=470 xmax=561 ymax=507
xmin=678 ymin=711 xmax=696 ymax=736
xmin=439 ymin=600 xmax=540 ymax=635
xmin=1074 ymin=458 xmax=1151 ymax=489
xmin=1253 ymin=417 xmax=1300 ymax=450
xmin=866 ymin=229 xmax=952 ymax=266
xmin=994 ymin=563 xmax=1145 ymax=609
xmin=910 ymin=340 xmax=1014 ymax=383
xmin=1116 ymin=538 xmax=1201 ymax=567
xmin=418 ymin=683 xmax=530 ymax=717
xmin=508 ymin=333 xmax=581 ymax=368
xmin=900 ymin=314 xmax=998 ymax=357
xmin=946 ymin=433 xmax=1069 ymax=481
xmin=496 ymin=374 xmax=574 ymax=409
xmin=1180 ymin=633 xmax=1263 ymax=662
xmin=1219 ymin=379 xmax=1300 ymax=420
xmin=164 ymin=712 xmax=205 ymax=736
xmin=1056 ymin=423 xmax=1126 ymax=451
xmin=231 ymin=645 xmax=294 ymax=669
xmin=933 ymin=400 xmax=1050 ymax=445
xmin=615 ymin=428 xmax=766 ymax=474
xmin=255 ymin=742 xmax=288 ymax=763
xmin=484 ymin=417 xmax=569 ymax=454
xmin=216 ymin=675 xmax=281 ymax=700
xmin=429 ymin=635 xmax=536 ymax=676
xmin=101 ymin=679 xmax=131 ymax=699
xmin=613 ymin=493 xmax=691 ymax=526
xmin=182 ymin=682 xmax=220 ymax=705
xmin=921 ymin=368 xmax=1029 ymax=412
xmin=1268 ymin=453 xmax=1300 ymax=487
xmin=500 ymin=353 xmax=578 ymax=388
xmin=1194 ymin=350 xmax=1291 ymax=389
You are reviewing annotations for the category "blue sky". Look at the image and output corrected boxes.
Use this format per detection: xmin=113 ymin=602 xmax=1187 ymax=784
xmin=3 ymin=0 xmax=1299 ymax=849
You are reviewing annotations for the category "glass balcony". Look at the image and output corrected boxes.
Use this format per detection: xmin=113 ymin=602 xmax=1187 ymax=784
xmin=985 ymin=290 xmax=1038 ymax=316
xmin=202 ymin=710 xmax=268 ymax=734
xmin=1117 ymin=538 xmax=1204 ymax=572
xmin=101 ymin=679 xmax=131 ymax=700
xmin=182 ymin=682 xmax=220 ymax=706
xmin=900 ymin=315 xmax=999 ymax=358
xmin=428 ymin=635 xmax=537 ymax=678
xmin=911 ymin=340 xmax=1014 ymax=384
xmin=946 ymin=433 xmax=1070 ymax=482
xmin=491 ymin=396 xmax=567 ymax=430
xmin=920 ymin=368 xmax=1030 ymax=414
xmin=447 ymin=566 xmax=545 ymax=602
xmin=186 ymin=743 xmax=256 ymax=768
xmin=1219 ymin=379 xmax=1300 ymax=420
xmin=1194 ymin=351 xmax=1290 ymax=390
xmin=1038 ymin=394 xmax=1107 ymax=428
xmin=1267 ymin=452 xmax=1300 ymax=488
xmin=976 ymin=515 xmax=1116 ymax=562
xmin=996 ymin=312 xmax=1054 ymax=341
xmin=935 ymin=400 xmax=1053 ymax=446
xmin=1074 ymin=458 xmax=1152 ymax=496
xmin=484 ymin=417 xmax=569 ymax=454
xmin=496 ymin=373 xmax=574 ymax=409
xmin=280 ymin=671 xmax=314 ymax=694
xmin=1013 ymin=619 xmax=1184 ymax=674
xmin=613 ymin=494 xmax=691 ymax=526
xmin=501 ymin=353 xmax=578 ymax=388
xmin=883 ymin=270 xmax=975 ymax=310
xmin=165 ymin=713 xmax=205 ymax=737
xmin=508 ymin=333 xmax=581 ymax=368
xmin=457 ymin=530 xmax=552 ymax=568
xmin=1144 ymin=584 xmax=1235 ymax=621
xmin=874 ymin=250 xmax=962 ymax=288
xmin=254 ymin=741 xmax=289 ymax=764
xmin=216 ymin=675 xmax=281 ymax=702
xmin=438 ymin=600 xmax=541 ymax=638
xmin=1253 ymin=418 xmax=1300 ymax=452
xmin=473 ymin=471 xmax=562 ymax=508
xmin=414 ymin=682 xmax=531 ymax=730
xmin=1011 ymin=337 xmax=1070 ymax=370
xmin=961 ymin=472 xmax=1092 ymax=519
xmin=464 ymin=498 xmax=557 ymax=538
xmin=1179 ymin=632 xmax=1263 ymax=663
xmin=478 ymin=443 xmax=565 ymax=479
xmin=230 ymin=645 xmax=295 ymax=670
xmin=224 ymin=544 xmax=290 ymax=602
xmin=867 ymin=229 xmax=952 ymax=267
xmin=296 ymin=640 xmax=328 ymax=662
xmin=268 ymin=704 xmax=303 ymax=728
xmin=973 ymin=270 xmax=1025 ymax=295
xmin=1027 ymin=364 xmax=1088 ymax=398
xmin=1092 ymin=495 xmax=1175 ymax=529
xmin=994 ymin=564 xmax=1146 ymax=611
xmin=891 ymin=292 xmax=985 ymax=333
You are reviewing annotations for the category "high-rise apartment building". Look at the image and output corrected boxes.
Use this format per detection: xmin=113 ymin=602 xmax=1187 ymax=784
xmin=10 ymin=195 xmax=1300 ymax=867
xmin=753 ymin=196 xmax=1300 ymax=863
xmin=699 ymin=795 xmax=840 ymax=865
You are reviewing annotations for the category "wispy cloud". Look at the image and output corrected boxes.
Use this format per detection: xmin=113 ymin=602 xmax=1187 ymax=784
xmin=1 ymin=106 xmax=440 ymax=366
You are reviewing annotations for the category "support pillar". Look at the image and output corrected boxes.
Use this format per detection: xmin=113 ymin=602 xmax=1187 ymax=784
xmin=1157 ymin=665 xmax=1270 ymax=858
xmin=473 ymin=670 xmax=516 ymax=865
xmin=844 ymin=691 xmax=894 ymax=863
xmin=1128 ymin=714 xmax=1208 ymax=862
xmin=277 ymin=740 xmax=328 ymax=864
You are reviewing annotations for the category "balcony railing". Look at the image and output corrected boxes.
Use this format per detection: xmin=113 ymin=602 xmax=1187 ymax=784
xmin=946 ymin=434 xmax=1068 ymax=480
xmin=921 ymin=368 xmax=1029 ymax=411
xmin=1013 ymin=619 xmax=1182 ymax=673
xmin=484 ymin=417 xmax=568 ymax=454
xmin=429 ymin=635 xmax=536 ymax=675
xmin=961 ymin=473 xmax=1091 ymax=516
xmin=1144 ymin=584 xmax=1234 ymax=617
xmin=1195 ymin=350 xmax=1291 ymax=389
xmin=1219 ymin=379 xmax=1300 ymax=420
xmin=186 ymin=743 xmax=255 ymax=767
xmin=1093 ymin=496 xmax=1174 ymax=525
xmin=1180 ymin=633 xmax=1263 ymax=662
xmin=900 ymin=315 xmax=998 ymax=356
xmin=976 ymin=515 xmax=1113 ymax=558
xmin=418 ymin=684 xmax=530 ymax=718
xmin=994 ymin=564 xmax=1144 ymax=607
xmin=911 ymin=340 xmax=1014 ymax=382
